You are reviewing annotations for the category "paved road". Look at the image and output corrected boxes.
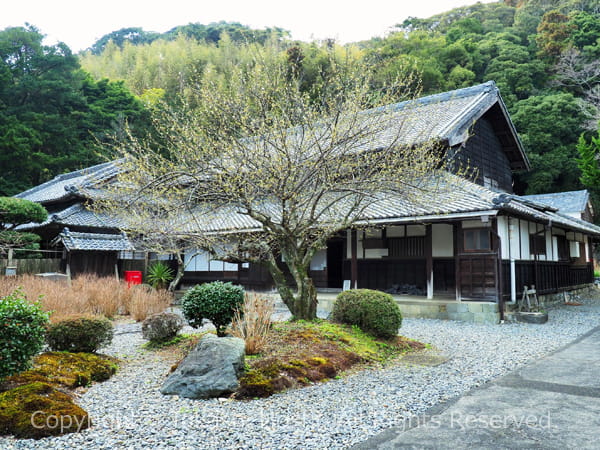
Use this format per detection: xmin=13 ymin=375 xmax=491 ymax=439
xmin=353 ymin=326 xmax=600 ymax=449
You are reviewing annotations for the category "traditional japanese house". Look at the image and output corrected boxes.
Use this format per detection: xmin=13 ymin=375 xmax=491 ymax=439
xmin=14 ymin=82 xmax=600 ymax=321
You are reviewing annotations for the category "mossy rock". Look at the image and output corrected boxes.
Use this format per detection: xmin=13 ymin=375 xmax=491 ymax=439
xmin=0 ymin=382 xmax=90 ymax=439
xmin=2 ymin=352 xmax=118 ymax=391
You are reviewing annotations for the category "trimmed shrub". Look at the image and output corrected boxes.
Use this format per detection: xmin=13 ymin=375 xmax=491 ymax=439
xmin=332 ymin=289 xmax=402 ymax=339
xmin=142 ymin=312 xmax=183 ymax=342
xmin=46 ymin=316 xmax=113 ymax=353
xmin=0 ymin=289 xmax=50 ymax=379
xmin=181 ymin=281 xmax=244 ymax=336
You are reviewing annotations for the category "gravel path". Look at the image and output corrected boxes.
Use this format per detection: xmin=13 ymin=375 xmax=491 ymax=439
xmin=3 ymin=295 xmax=600 ymax=449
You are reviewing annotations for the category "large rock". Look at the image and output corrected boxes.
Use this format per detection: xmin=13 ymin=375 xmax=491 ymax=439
xmin=161 ymin=333 xmax=245 ymax=399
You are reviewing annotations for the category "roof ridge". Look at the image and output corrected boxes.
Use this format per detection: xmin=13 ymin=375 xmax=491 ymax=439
xmin=14 ymin=160 xmax=116 ymax=199
xmin=392 ymin=81 xmax=496 ymax=111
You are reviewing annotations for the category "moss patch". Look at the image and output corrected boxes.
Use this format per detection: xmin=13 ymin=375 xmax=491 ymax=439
xmin=1 ymin=352 xmax=118 ymax=391
xmin=0 ymin=352 xmax=117 ymax=439
xmin=0 ymin=382 xmax=90 ymax=439
xmin=236 ymin=320 xmax=424 ymax=399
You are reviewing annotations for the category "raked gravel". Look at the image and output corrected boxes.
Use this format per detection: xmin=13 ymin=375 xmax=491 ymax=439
xmin=3 ymin=295 xmax=600 ymax=449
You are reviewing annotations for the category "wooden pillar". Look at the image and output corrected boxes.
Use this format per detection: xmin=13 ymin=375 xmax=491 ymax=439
xmin=351 ymin=229 xmax=358 ymax=289
xmin=454 ymin=222 xmax=462 ymax=301
xmin=426 ymin=224 xmax=433 ymax=299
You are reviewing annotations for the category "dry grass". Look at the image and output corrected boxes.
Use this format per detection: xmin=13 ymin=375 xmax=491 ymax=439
xmin=230 ymin=293 xmax=275 ymax=355
xmin=126 ymin=286 xmax=172 ymax=321
xmin=0 ymin=274 xmax=172 ymax=322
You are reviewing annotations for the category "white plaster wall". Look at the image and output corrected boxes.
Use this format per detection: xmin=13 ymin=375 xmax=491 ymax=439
xmin=364 ymin=249 xmax=389 ymax=259
xmin=310 ymin=249 xmax=327 ymax=270
xmin=185 ymin=249 xmax=210 ymax=271
xmin=365 ymin=228 xmax=382 ymax=239
xmin=184 ymin=249 xmax=240 ymax=272
xmin=224 ymin=262 xmax=238 ymax=271
xmin=346 ymin=230 xmax=365 ymax=259
xmin=407 ymin=224 xmax=426 ymax=236
xmin=386 ymin=225 xmax=405 ymax=238
xmin=508 ymin=217 xmax=521 ymax=260
xmin=569 ymin=240 xmax=581 ymax=258
xmin=432 ymin=224 xmax=453 ymax=257
xmin=346 ymin=230 xmax=352 ymax=259
xmin=552 ymin=236 xmax=559 ymax=262
xmin=585 ymin=236 xmax=590 ymax=262
xmin=497 ymin=216 xmax=510 ymax=259
xmin=462 ymin=219 xmax=491 ymax=229
xmin=545 ymin=231 xmax=553 ymax=261
xmin=520 ymin=220 xmax=530 ymax=260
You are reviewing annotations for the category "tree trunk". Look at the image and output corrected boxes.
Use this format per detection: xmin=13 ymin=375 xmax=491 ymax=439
xmin=168 ymin=252 xmax=185 ymax=292
xmin=265 ymin=254 xmax=318 ymax=321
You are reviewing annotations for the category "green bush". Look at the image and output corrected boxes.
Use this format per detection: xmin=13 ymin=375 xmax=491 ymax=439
xmin=332 ymin=289 xmax=402 ymax=339
xmin=46 ymin=316 xmax=114 ymax=353
xmin=0 ymin=289 xmax=49 ymax=379
xmin=180 ymin=281 xmax=244 ymax=336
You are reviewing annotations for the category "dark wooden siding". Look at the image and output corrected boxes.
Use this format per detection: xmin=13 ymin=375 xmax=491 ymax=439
xmin=454 ymin=118 xmax=513 ymax=193
xmin=501 ymin=261 xmax=593 ymax=298
xmin=344 ymin=259 xmax=427 ymax=291
xmin=458 ymin=254 xmax=498 ymax=300
xmin=342 ymin=258 xmax=455 ymax=293
xmin=69 ymin=251 xmax=118 ymax=277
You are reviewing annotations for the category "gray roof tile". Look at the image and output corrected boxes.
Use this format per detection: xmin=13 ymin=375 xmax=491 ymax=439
xmin=14 ymin=161 xmax=121 ymax=204
xmin=521 ymin=190 xmax=589 ymax=215
xmin=18 ymin=203 xmax=124 ymax=231
xmin=57 ymin=228 xmax=134 ymax=252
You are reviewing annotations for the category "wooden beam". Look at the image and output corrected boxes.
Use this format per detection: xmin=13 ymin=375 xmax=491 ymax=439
xmin=351 ymin=229 xmax=358 ymax=289
xmin=454 ymin=222 xmax=462 ymax=301
xmin=426 ymin=224 xmax=433 ymax=299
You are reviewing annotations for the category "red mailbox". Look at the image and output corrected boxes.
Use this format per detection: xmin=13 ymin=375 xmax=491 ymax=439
xmin=124 ymin=270 xmax=142 ymax=286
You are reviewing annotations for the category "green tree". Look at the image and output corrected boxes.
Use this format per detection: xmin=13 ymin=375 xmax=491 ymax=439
xmin=0 ymin=197 xmax=47 ymax=257
xmin=95 ymin=52 xmax=447 ymax=321
xmin=536 ymin=10 xmax=574 ymax=61
xmin=577 ymin=130 xmax=600 ymax=191
xmin=512 ymin=92 xmax=591 ymax=194
xmin=0 ymin=26 xmax=150 ymax=196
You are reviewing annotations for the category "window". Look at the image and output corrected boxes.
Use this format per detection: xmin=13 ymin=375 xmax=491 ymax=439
xmin=463 ymin=229 xmax=491 ymax=251
xmin=529 ymin=234 xmax=546 ymax=256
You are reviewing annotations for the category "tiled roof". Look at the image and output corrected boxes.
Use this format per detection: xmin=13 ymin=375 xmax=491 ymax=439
xmin=521 ymin=190 xmax=589 ymax=215
xmin=172 ymin=174 xmax=600 ymax=237
xmin=241 ymin=81 xmax=529 ymax=172
xmin=18 ymin=203 xmax=124 ymax=231
xmin=358 ymin=81 xmax=529 ymax=170
xmin=57 ymin=228 xmax=135 ymax=252
xmin=14 ymin=161 xmax=122 ymax=204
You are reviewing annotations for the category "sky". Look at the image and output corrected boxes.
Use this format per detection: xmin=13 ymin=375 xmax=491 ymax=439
xmin=1 ymin=0 xmax=497 ymax=52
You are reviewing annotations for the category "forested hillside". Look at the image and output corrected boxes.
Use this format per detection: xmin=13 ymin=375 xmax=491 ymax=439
xmin=2 ymin=1 xmax=600 ymax=209
xmin=0 ymin=26 xmax=151 ymax=196
xmin=75 ymin=0 xmax=600 ymax=199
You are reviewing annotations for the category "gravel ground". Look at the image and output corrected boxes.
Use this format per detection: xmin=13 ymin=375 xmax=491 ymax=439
xmin=3 ymin=294 xmax=600 ymax=449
